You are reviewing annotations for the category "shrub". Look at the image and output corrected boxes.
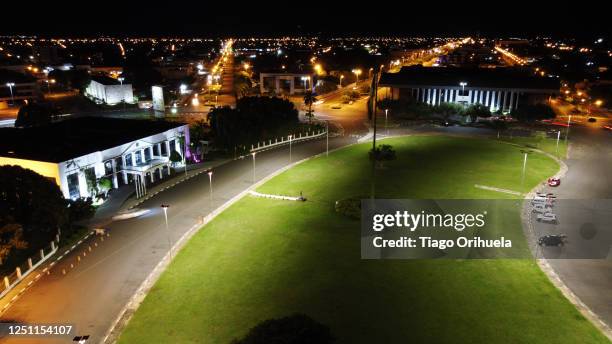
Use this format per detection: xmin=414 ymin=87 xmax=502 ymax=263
xmin=335 ymin=197 xmax=361 ymax=220
xmin=369 ymin=144 xmax=396 ymax=161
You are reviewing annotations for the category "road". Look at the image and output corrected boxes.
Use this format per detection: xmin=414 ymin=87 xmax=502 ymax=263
xmin=532 ymin=120 xmax=612 ymax=328
xmin=0 ymin=108 xmax=365 ymax=344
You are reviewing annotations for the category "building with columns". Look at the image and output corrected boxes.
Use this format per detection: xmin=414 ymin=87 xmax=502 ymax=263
xmin=259 ymin=73 xmax=313 ymax=95
xmin=0 ymin=117 xmax=189 ymax=200
xmin=378 ymin=66 xmax=559 ymax=113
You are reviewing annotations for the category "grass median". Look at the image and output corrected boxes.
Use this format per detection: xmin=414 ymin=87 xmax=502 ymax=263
xmin=118 ymin=135 xmax=608 ymax=344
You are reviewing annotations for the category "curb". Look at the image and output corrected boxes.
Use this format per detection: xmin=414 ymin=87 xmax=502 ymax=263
xmin=519 ymin=146 xmax=612 ymax=341
xmin=0 ymin=231 xmax=96 ymax=316
xmin=103 ymin=137 xmax=347 ymax=344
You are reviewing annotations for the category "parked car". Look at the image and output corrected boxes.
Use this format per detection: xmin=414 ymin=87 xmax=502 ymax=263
xmin=538 ymin=234 xmax=567 ymax=247
xmin=537 ymin=212 xmax=557 ymax=223
xmin=547 ymin=178 xmax=561 ymax=187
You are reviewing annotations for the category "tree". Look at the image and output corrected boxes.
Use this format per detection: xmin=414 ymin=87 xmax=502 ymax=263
xmin=0 ymin=223 xmax=28 ymax=264
xmin=169 ymin=150 xmax=182 ymax=166
xmin=14 ymin=103 xmax=59 ymax=128
xmin=303 ymin=91 xmax=317 ymax=123
xmin=314 ymin=81 xmax=337 ymax=95
xmin=369 ymin=144 xmax=396 ymax=162
xmin=65 ymin=198 xmax=95 ymax=237
xmin=97 ymin=177 xmax=113 ymax=196
xmin=232 ymin=314 xmax=334 ymax=344
xmin=464 ymin=104 xmax=491 ymax=122
xmin=207 ymin=96 xmax=299 ymax=149
xmin=234 ymin=72 xmax=253 ymax=98
xmin=435 ymin=102 xmax=464 ymax=120
xmin=0 ymin=165 xmax=67 ymax=245
xmin=511 ymin=104 xmax=556 ymax=122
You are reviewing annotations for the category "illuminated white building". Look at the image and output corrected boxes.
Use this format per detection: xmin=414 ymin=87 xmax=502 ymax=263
xmin=0 ymin=118 xmax=190 ymax=200
xmin=379 ymin=66 xmax=559 ymax=113
xmin=85 ymin=76 xmax=134 ymax=105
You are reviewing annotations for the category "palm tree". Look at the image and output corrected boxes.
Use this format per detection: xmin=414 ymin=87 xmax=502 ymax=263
xmin=303 ymin=91 xmax=317 ymax=123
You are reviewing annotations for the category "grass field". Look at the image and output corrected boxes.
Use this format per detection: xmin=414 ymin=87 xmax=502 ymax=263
xmin=118 ymin=135 xmax=608 ymax=344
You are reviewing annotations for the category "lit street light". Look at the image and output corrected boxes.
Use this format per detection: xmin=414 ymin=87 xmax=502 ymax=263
xmin=385 ymin=108 xmax=389 ymax=135
xmin=339 ymin=75 xmax=344 ymax=88
xmin=565 ymin=115 xmax=572 ymax=143
xmin=160 ymin=204 xmax=173 ymax=258
xmin=352 ymin=69 xmax=362 ymax=84
xmin=6 ymin=82 xmax=15 ymax=105
xmin=459 ymin=81 xmax=467 ymax=94
xmin=207 ymin=170 xmax=213 ymax=202
xmin=118 ymin=77 xmax=126 ymax=109
xmin=301 ymin=76 xmax=309 ymax=92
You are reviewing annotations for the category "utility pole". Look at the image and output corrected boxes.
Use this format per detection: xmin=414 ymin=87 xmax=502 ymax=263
xmin=370 ymin=70 xmax=380 ymax=200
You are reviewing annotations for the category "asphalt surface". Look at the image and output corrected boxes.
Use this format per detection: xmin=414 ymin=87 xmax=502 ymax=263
xmin=533 ymin=122 xmax=612 ymax=327
xmin=2 ymin=98 xmax=611 ymax=342
xmin=0 ymin=107 xmax=364 ymax=344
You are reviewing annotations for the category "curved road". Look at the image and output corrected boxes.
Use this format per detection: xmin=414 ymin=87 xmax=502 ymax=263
xmin=0 ymin=123 xmax=362 ymax=343
xmin=533 ymin=121 xmax=612 ymax=329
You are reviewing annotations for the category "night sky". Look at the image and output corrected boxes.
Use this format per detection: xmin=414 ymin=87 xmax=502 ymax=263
xmin=1 ymin=2 xmax=609 ymax=38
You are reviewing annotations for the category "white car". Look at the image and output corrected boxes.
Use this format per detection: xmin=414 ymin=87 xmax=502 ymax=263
xmin=532 ymin=203 xmax=552 ymax=213
xmin=537 ymin=212 xmax=557 ymax=223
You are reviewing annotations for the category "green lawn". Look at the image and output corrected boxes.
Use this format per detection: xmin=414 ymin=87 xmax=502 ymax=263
xmin=118 ymin=135 xmax=608 ymax=344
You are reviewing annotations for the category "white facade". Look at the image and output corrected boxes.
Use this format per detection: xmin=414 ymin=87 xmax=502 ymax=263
xmin=86 ymin=79 xmax=134 ymax=105
xmin=388 ymin=86 xmax=555 ymax=113
xmin=1 ymin=124 xmax=189 ymax=200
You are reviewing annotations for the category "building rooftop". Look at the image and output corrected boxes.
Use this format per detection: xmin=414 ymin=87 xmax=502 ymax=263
xmin=379 ymin=66 xmax=560 ymax=90
xmin=0 ymin=117 xmax=185 ymax=163
xmin=0 ymin=69 xmax=37 ymax=84
xmin=91 ymin=75 xmax=123 ymax=86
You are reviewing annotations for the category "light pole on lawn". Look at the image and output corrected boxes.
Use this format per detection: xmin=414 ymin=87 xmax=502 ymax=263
xmin=288 ymin=135 xmax=293 ymax=163
xmin=385 ymin=108 xmax=389 ymax=135
xmin=520 ymin=150 xmax=531 ymax=187
xmin=251 ymin=152 xmax=256 ymax=183
xmin=207 ymin=170 xmax=213 ymax=202
xmin=555 ymin=130 xmax=561 ymax=158
xmin=161 ymin=204 xmax=173 ymax=258
xmin=326 ymin=121 xmax=329 ymax=157
xmin=564 ymin=114 xmax=572 ymax=144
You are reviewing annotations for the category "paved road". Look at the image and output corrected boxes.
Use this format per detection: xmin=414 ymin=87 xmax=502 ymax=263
xmin=0 ymin=118 xmax=363 ymax=343
xmin=533 ymin=121 xmax=612 ymax=328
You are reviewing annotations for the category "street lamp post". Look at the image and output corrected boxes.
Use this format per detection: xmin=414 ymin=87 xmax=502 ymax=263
xmin=565 ymin=114 xmax=572 ymax=143
xmin=459 ymin=82 xmax=467 ymax=95
xmin=520 ymin=150 xmax=531 ymax=187
xmin=288 ymin=135 xmax=293 ymax=163
xmin=6 ymin=82 xmax=15 ymax=106
xmin=207 ymin=170 xmax=213 ymax=202
xmin=326 ymin=121 xmax=329 ymax=157
xmin=385 ymin=109 xmax=389 ymax=135
xmin=160 ymin=204 xmax=173 ymax=258
xmin=339 ymin=75 xmax=344 ymax=88
xmin=118 ymin=77 xmax=126 ymax=110
xmin=555 ymin=130 xmax=561 ymax=158
xmin=251 ymin=152 xmax=256 ymax=183
xmin=352 ymin=69 xmax=362 ymax=85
